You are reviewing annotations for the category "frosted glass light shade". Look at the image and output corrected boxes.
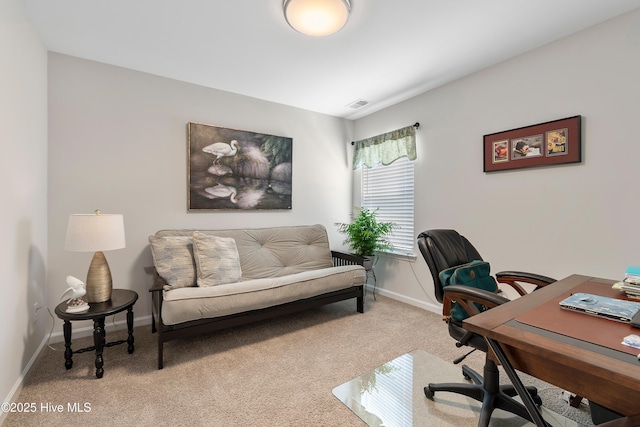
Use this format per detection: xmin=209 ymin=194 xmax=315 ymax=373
xmin=65 ymin=213 xmax=126 ymax=252
xmin=283 ymin=0 xmax=351 ymax=36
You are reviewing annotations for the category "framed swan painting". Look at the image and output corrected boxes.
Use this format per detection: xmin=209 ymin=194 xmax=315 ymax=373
xmin=188 ymin=122 xmax=292 ymax=211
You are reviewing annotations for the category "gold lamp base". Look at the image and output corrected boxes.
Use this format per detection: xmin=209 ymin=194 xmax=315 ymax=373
xmin=86 ymin=251 xmax=113 ymax=303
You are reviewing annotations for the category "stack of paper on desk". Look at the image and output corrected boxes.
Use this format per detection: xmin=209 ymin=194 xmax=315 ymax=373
xmin=612 ymin=266 xmax=640 ymax=300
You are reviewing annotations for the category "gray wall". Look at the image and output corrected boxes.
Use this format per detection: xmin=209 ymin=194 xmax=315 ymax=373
xmin=0 ymin=0 xmax=48 ymax=418
xmin=4 ymin=2 xmax=640 ymax=413
xmin=47 ymin=53 xmax=356 ymax=330
xmin=354 ymin=8 xmax=640 ymax=311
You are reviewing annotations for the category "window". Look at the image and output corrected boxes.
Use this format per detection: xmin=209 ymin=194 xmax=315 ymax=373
xmin=353 ymin=124 xmax=417 ymax=256
xmin=362 ymin=157 xmax=414 ymax=256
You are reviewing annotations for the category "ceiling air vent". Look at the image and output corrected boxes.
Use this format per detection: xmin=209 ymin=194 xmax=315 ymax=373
xmin=347 ymin=99 xmax=369 ymax=109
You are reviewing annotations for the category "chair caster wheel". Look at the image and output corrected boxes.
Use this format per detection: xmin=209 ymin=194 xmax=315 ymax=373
xmin=533 ymin=394 xmax=542 ymax=406
xmin=424 ymin=386 xmax=435 ymax=400
xmin=462 ymin=371 xmax=471 ymax=380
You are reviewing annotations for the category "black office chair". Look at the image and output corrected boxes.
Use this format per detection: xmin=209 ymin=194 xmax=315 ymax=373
xmin=417 ymin=229 xmax=556 ymax=427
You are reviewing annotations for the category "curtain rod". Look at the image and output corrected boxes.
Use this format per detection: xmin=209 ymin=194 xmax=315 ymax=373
xmin=351 ymin=122 xmax=420 ymax=145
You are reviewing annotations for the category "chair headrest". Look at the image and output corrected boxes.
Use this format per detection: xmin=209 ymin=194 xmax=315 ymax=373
xmin=417 ymin=229 xmax=483 ymax=303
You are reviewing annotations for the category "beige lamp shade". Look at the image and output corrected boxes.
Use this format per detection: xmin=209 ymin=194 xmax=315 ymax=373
xmin=65 ymin=211 xmax=125 ymax=303
xmin=65 ymin=213 xmax=126 ymax=252
xmin=283 ymin=0 xmax=351 ymax=37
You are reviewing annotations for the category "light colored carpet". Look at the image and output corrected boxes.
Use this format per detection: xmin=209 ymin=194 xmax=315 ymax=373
xmin=3 ymin=295 xmax=593 ymax=426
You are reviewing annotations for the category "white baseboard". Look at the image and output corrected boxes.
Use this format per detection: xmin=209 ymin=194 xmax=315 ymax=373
xmin=0 ymin=314 xmax=153 ymax=425
xmin=365 ymin=284 xmax=441 ymax=314
xmin=0 ymin=331 xmax=50 ymax=425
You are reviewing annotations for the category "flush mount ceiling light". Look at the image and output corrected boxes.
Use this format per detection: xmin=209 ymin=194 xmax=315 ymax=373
xmin=283 ymin=0 xmax=351 ymax=37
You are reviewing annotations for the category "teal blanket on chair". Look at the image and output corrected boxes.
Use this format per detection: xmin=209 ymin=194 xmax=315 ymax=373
xmin=439 ymin=260 xmax=498 ymax=321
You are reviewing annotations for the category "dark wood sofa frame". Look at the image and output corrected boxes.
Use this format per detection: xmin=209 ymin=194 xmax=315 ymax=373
xmin=150 ymin=251 xmax=365 ymax=369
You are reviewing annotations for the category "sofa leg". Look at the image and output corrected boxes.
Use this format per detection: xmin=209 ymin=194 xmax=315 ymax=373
xmin=357 ymin=295 xmax=364 ymax=313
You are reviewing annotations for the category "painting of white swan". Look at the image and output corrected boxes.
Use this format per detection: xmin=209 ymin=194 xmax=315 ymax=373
xmin=202 ymin=140 xmax=239 ymax=164
xmin=204 ymin=184 xmax=238 ymax=204
xmin=188 ymin=122 xmax=292 ymax=211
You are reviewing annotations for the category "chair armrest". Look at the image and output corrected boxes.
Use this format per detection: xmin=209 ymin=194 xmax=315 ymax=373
xmin=331 ymin=251 xmax=365 ymax=266
xmin=148 ymin=271 xmax=165 ymax=334
xmin=495 ymin=271 xmax=556 ymax=296
xmin=149 ymin=271 xmax=166 ymax=293
xmin=443 ymin=284 xmax=511 ymax=317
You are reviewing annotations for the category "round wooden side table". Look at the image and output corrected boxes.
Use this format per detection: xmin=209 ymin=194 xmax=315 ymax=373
xmin=54 ymin=289 xmax=138 ymax=378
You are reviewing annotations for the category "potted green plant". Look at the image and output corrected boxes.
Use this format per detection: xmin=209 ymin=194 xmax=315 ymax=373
xmin=335 ymin=207 xmax=394 ymax=269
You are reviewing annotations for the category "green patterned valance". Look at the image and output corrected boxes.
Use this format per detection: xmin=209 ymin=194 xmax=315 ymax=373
xmin=352 ymin=124 xmax=417 ymax=169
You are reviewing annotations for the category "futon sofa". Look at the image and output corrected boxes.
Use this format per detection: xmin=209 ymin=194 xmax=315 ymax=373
xmin=149 ymin=224 xmax=366 ymax=369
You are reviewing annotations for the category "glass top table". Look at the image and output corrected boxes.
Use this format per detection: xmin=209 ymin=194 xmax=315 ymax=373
xmin=332 ymin=350 xmax=581 ymax=427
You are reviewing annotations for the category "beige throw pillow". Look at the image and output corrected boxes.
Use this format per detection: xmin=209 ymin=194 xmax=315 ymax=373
xmin=148 ymin=235 xmax=196 ymax=289
xmin=192 ymin=231 xmax=242 ymax=287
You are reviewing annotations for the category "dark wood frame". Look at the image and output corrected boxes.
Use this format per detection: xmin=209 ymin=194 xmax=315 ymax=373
xmin=483 ymin=115 xmax=581 ymax=172
xmin=150 ymin=251 xmax=365 ymax=369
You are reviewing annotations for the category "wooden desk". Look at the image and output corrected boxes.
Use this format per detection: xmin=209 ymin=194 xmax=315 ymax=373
xmin=464 ymin=274 xmax=640 ymax=422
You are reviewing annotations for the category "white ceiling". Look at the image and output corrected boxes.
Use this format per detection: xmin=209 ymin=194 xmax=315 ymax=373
xmin=23 ymin=0 xmax=640 ymax=120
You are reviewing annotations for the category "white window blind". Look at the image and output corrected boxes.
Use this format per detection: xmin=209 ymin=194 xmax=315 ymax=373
xmin=362 ymin=157 xmax=414 ymax=256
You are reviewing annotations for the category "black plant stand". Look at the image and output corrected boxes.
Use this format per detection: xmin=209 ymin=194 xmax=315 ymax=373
xmin=362 ymin=255 xmax=377 ymax=300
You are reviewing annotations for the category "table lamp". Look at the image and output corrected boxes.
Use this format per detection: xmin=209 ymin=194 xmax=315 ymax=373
xmin=64 ymin=210 xmax=126 ymax=303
